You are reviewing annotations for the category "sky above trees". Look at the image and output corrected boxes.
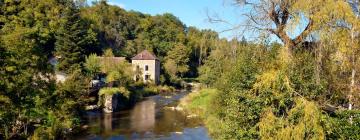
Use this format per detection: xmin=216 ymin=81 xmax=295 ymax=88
xmin=90 ymin=0 xmax=249 ymax=39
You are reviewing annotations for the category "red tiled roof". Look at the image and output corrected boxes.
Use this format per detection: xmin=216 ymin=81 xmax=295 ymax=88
xmin=131 ymin=50 xmax=158 ymax=60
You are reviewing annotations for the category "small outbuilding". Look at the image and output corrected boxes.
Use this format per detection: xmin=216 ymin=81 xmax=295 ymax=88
xmin=131 ymin=50 xmax=160 ymax=84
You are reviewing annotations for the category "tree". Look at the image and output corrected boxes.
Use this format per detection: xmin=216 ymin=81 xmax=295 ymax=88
xmin=224 ymin=0 xmax=354 ymax=57
xmin=164 ymin=43 xmax=191 ymax=79
xmin=80 ymin=1 xmax=142 ymax=56
xmin=85 ymin=53 xmax=101 ymax=77
xmin=343 ymin=0 xmax=360 ymax=111
xmin=187 ymin=27 xmax=218 ymax=66
xmin=105 ymin=62 xmax=133 ymax=87
xmin=98 ymin=48 xmax=133 ymax=87
xmin=135 ymin=13 xmax=187 ymax=59
xmin=0 ymin=0 xmax=63 ymax=138
xmin=0 ymin=0 xmax=98 ymax=138
xmin=35 ymin=69 xmax=90 ymax=139
xmin=101 ymin=48 xmax=115 ymax=73
xmin=259 ymin=99 xmax=325 ymax=139
xmin=55 ymin=2 xmax=97 ymax=74
xmin=198 ymin=39 xmax=235 ymax=86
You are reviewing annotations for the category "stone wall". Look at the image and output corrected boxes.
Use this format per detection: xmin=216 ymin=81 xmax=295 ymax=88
xmin=103 ymin=94 xmax=119 ymax=113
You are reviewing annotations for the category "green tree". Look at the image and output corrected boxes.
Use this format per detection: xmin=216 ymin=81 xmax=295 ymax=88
xmin=134 ymin=13 xmax=186 ymax=59
xmin=98 ymin=48 xmax=134 ymax=87
xmin=164 ymin=43 xmax=191 ymax=79
xmin=198 ymin=39 xmax=236 ymax=86
xmin=33 ymin=69 xmax=90 ymax=139
xmin=55 ymin=2 xmax=97 ymax=74
xmin=105 ymin=61 xmax=134 ymax=87
xmin=85 ymin=53 xmax=101 ymax=77
xmin=0 ymin=0 xmax=63 ymax=138
xmin=101 ymin=48 xmax=115 ymax=73
xmin=0 ymin=0 xmax=97 ymax=138
xmin=80 ymin=1 xmax=141 ymax=56
xmin=186 ymin=27 xmax=219 ymax=77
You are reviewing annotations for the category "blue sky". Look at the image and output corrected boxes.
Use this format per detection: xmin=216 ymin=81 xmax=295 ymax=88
xmin=91 ymin=0 xmax=250 ymax=40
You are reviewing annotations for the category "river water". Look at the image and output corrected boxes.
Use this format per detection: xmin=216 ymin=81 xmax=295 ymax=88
xmin=76 ymin=91 xmax=210 ymax=140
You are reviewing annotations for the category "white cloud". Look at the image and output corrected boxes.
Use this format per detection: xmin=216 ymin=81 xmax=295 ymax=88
xmin=108 ymin=2 xmax=126 ymax=8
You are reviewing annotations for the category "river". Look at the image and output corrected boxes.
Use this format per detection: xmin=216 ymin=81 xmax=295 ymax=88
xmin=76 ymin=91 xmax=210 ymax=140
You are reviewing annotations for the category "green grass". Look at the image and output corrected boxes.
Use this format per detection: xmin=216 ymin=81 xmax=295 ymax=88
xmin=179 ymin=88 xmax=230 ymax=139
xmin=98 ymin=87 xmax=130 ymax=97
xmin=179 ymin=88 xmax=217 ymax=116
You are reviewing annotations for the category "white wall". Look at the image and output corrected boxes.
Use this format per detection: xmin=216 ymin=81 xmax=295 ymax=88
xmin=132 ymin=60 xmax=160 ymax=84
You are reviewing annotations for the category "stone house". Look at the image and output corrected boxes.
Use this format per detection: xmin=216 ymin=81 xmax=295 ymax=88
xmin=131 ymin=50 xmax=160 ymax=84
xmin=50 ymin=50 xmax=160 ymax=85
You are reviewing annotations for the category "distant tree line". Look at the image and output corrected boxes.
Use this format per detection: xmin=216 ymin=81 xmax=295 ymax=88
xmin=80 ymin=1 xmax=222 ymax=83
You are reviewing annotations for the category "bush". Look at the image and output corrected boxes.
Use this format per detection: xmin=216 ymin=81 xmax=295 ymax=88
xmin=259 ymin=98 xmax=325 ymax=140
xmin=324 ymin=110 xmax=360 ymax=139
xmin=98 ymin=87 xmax=129 ymax=97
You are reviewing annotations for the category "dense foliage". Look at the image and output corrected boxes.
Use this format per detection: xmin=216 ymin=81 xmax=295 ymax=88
xmin=0 ymin=0 xmax=222 ymax=139
xmin=1 ymin=0 xmax=360 ymax=139
xmin=190 ymin=0 xmax=360 ymax=139
xmin=80 ymin=1 xmax=221 ymax=80
xmin=190 ymin=41 xmax=360 ymax=139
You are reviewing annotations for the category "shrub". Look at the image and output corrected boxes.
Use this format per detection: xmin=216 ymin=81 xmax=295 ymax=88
xmin=99 ymin=87 xmax=129 ymax=97
xmin=324 ymin=110 xmax=360 ymax=139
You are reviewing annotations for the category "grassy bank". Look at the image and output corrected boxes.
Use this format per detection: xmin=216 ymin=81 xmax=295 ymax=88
xmin=178 ymin=88 xmax=227 ymax=139
xmin=179 ymin=89 xmax=215 ymax=115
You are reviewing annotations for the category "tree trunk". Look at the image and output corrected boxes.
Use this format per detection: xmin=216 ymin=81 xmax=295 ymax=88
xmin=349 ymin=27 xmax=356 ymax=112
xmin=199 ymin=46 xmax=202 ymax=66
xmin=315 ymin=42 xmax=323 ymax=85
xmin=283 ymin=43 xmax=294 ymax=63
xmin=275 ymin=30 xmax=295 ymax=60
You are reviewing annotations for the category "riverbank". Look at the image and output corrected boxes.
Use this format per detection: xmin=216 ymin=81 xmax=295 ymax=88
xmin=178 ymin=88 xmax=226 ymax=139
xmin=179 ymin=88 xmax=360 ymax=140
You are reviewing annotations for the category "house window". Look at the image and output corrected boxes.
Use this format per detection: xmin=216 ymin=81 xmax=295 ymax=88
xmin=145 ymin=75 xmax=150 ymax=80
xmin=145 ymin=65 xmax=149 ymax=71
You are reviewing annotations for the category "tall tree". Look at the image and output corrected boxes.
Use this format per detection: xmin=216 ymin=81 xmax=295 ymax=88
xmin=0 ymin=0 xmax=64 ymax=138
xmin=187 ymin=27 xmax=218 ymax=66
xmin=55 ymin=2 xmax=97 ymax=73
xmin=80 ymin=1 xmax=140 ymax=56
xmin=136 ymin=13 xmax=186 ymax=59
xmin=164 ymin=43 xmax=191 ymax=79
xmin=228 ymin=0 xmax=353 ymax=56
xmin=346 ymin=0 xmax=360 ymax=111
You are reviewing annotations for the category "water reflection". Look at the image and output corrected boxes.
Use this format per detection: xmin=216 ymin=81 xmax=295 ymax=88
xmin=104 ymin=113 xmax=113 ymax=131
xmin=130 ymin=99 xmax=155 ymax=132
xmin=78 ymin=92 xmax=210 ymax=140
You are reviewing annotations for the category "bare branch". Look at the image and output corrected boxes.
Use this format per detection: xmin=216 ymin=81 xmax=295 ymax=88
xmin=206 ymin=10 xmax=234 ymax=26
xmin=294 ymin=19 xmax=314 ymax=45
xmin=269 ymin=1 xmax=280 ymax=27
xmin=234 ymin=0 xmax=255 ymax=5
